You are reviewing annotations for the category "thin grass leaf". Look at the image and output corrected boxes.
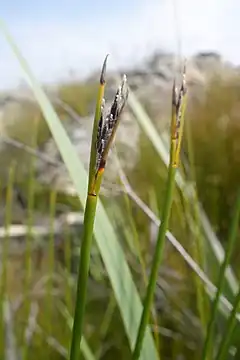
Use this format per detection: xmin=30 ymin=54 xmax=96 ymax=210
xmin=204 ymin=190 xmax=240 ymax=360
xmin=0 ymin=22 xmax=158 ymax=360
xmin=22 ymin=117 xmax=38 ymax=360
xmin=133 ymin=69 xmax=187 ymax=360
xmin=116 ymin=151 xmax=239 ymax=322
xmin=70 ymin=58 xmax=129 ymax=360
xmin=118 ymin=169 xmax=160 ymax=352
xmin=47 ymin=188 xmax=57 ymax=340
xmin=58 ymin=303 xmax=96 ymax=360
xmin=216 ymin=288 xmax=240 ymax=360
xmin=123 ymin=77 xmax=238 ymax=296
xmin=95 ymin=295 xmax=116 ymax=359
xmin=184 ymin=116 xmax=209 ymax=334
xmin=1 ymin=165 xmax=15 ymax=359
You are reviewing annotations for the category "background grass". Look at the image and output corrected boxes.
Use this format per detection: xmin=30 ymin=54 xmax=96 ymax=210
xmin=0 ymin=25 xmax=239 ymax=359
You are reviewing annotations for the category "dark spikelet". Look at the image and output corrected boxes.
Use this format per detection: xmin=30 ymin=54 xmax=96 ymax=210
xmin=95 ymin=74 xmax=128 ymax=172
xmin=96 ymin=98 xmax=105 ymax=152
xmin=176 ymin=62 xmax=187 ymax=127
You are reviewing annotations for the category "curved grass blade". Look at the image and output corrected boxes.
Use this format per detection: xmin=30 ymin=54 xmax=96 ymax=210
xmin=0 ymin=21 xmax=158 ymax=360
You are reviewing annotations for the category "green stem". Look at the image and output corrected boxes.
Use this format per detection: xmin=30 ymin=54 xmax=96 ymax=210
xmin=216 ymin=289 xmax=240 ymax=360
xmin=215 ymin=191 xmax=240 ymax=360
xmin=69 ymin=57 xmax=107 ymax=360
xmin=185 ymin=116 xmax=208 ymax=335
xmin=132 ymin=164 xmax=176 ymax=360
xmin=69 ymin=193 xmax=97 ymax=360
xmin=202 ymin=189 xmax=240 ymax=360
xmin=47 ymin=189 xmax=57 ymax=339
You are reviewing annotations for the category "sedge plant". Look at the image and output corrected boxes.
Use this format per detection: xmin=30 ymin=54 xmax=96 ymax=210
xmin=132 ymin=64 xmax=187 ymax=360
xmin=69 ymin=55 xmax=129 ymax=360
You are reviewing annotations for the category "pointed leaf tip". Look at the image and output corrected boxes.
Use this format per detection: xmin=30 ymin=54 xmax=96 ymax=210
xmin=100 ymin=54 xmax=109 ymax=85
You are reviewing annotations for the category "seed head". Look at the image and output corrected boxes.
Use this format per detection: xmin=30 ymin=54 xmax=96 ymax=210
xmin=95 ymin=74 xmax=129 ymax=172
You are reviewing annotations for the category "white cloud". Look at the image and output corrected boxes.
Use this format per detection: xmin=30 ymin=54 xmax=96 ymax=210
xmin=0 ymin=0 xmax=239 ymax=89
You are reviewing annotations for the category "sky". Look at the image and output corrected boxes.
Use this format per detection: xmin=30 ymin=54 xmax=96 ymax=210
xmin=0 ymin=0 xmax=240 ymax=89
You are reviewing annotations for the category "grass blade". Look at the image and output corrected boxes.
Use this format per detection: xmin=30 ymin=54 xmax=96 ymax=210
xmin=133 ymin=163 xmax=176 ymax=360
xmin=125 ymin=79 xmax=238 ymax=296
xmin=70 ymin=193 xmax=99 ymax=360
xmin=216 ymin=289 xmax=240 ymax=360
xmin=59 ymin=303 xmax=97 ymax=360
xmin=202 ymin=189 xmax=240 ymax=359
xmin=70 ymin=57 xmax=129 ymax=359
xmin=133 ymin=71 xmax=187 ymax=359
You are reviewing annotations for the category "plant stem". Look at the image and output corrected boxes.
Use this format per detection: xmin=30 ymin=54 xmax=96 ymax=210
xmin=132 ymin=68 xmax=187 ymax=360
xmin=69 ymin=56 xmax=107 ymax=360
xmin=185 ymin=117 xmax=209 ymax=335
xmin=216 ymin=288 xmax=240 ymax=360
xmin=202 ymin=189 xmax=240 ymax=360
xmin=215 ymin=190 xmax=240 ymax=360
xmin=69 ymin=193 xmax=97 ymax=360
xmin=132 ymin=163 xmax=176 ymax=360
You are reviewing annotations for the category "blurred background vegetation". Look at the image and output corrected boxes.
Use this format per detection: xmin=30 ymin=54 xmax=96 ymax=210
xmin=0 ymin=51 xmax=239 ymax=360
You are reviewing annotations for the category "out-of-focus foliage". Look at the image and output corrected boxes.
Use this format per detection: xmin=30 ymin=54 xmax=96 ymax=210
xmin=57 ymin=81 xmax=98 ymax=117
xmin=185 ymin=75 xmax=240 ymax=253
xmin=0 ymin=70 xmax=240 ymax=359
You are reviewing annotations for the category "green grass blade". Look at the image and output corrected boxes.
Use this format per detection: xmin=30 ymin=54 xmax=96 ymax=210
xmin=202 ymin=189 xmax=240 ymax=360
xmin=47 ymin=188 xmax=57 ymax=342
xmin=70 ymin=58 xmax=107 ymax=360
xmin=216 ymin=289 xmax=240 ymax=360
xmin=2 ymin=163 xmax=15 ymax=297
xmin=132 ymin=165 xmax=176 ymax=360
xmin=126 ymin=87 xmax=238 ymax=295
xmin=0 ymin=21 xmax=158 ymax=360
xmin=132 ymin=72 xmax=187 ymax=359
xmin=185 ymin=117 xmax=209 ymax=334
xmin=22 ymin=133 xmax=36 ymax=360
xmin=70 ymin=194 xmax=98 ymax=360
xmin=59 ymin=303 xmax=97 ymax=360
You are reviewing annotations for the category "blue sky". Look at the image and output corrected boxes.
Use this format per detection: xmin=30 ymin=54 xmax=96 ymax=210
xmin=0 ymin=0 xmax=239 ymax=89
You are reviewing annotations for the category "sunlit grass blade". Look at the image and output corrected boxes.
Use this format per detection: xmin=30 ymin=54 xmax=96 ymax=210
xmin=202 ymin=189 xmax=240 ymax=360
xmin=132 ymin=69 xmax=187 ymax=360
